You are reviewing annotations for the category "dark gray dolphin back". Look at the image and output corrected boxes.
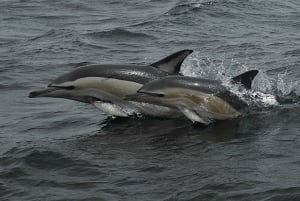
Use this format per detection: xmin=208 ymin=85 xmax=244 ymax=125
xmin=50 ymin=64 xmax=169 ymax=86
xmin=50 ymin=49 xmax=193 ymax=86
xmin=139 ymin=76 xmax=224 ymax=95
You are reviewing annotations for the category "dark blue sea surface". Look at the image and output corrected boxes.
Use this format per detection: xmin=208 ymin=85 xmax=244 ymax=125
xmin=1 ymin=0 xmax=300 ymax=200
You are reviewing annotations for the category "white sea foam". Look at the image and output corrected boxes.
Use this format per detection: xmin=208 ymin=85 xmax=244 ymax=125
xmin=181 ymin=51 xmax=298 ymax=107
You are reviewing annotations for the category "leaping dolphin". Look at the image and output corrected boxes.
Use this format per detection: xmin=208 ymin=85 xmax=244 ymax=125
xmin=126 ymin=70 xmax=259 ymax=124
xmin=29 ymin=49 xmax=193 ymax=117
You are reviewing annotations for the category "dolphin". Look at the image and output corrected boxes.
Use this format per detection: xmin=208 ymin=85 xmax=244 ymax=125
xmin=126 ymin=70 xmax=259 ymax=124
xmin=29 ymin=49 xmax=193 ymax=117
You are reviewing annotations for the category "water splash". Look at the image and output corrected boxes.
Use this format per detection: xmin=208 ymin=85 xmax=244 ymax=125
xmin=275 ymin=70 xmax=300 ymax=104
xmin=181 ymin=51 xmax=299 ymax=107
xmin=276 ymin=70 xmax=297 ymax=96
xmin=189 ymin=0 xmax=215 ymax=7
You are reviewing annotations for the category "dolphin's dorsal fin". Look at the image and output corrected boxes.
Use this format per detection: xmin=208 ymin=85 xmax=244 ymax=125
xmin=150 ymin=49 xmax=193 ymax=74
xmin=231 ymin=70 xmax=259 ymax=89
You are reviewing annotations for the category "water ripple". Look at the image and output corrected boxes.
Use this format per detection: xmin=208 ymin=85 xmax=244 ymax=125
xmin=85 ymin=28 xmax=156 ymax=41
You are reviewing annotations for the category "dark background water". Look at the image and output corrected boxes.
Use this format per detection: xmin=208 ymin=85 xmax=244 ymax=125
xmin=1 ymin=0 xmax=300 ymax=200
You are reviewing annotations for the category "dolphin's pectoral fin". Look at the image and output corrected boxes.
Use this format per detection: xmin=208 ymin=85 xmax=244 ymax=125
xmin=85 ymin=89 xmax=139 ymax=117
xmin=231 ymin=70 xmax=259 ymax=90
xmin=150 ymin=49 xmax=193 ymax=74
xmin=93 ymin=101 xmax=129 ymax=117
xmin=178 ymin=107 xmax=212 ymax=125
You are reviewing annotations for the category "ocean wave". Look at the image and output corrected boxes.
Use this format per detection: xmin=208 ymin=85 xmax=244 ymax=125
xmin=23 ymin=150 xmax=86 ymax=169
xmin=0 ymin=147 xmax=102 ymax=175
xmin=0 ymin=147 xmax=106 ymax=200
xmin=0 ymin=83 xmax=29 ymax=91
xmin=166 ymin=1 xmax=211 ymax=16
xmin=284 ymin=49 xmax=300 ymax=57
xmin=85 ymin=28 xmax=156 ymax=41
xmin=226 ymin=187 xmax=300 ymax=201
xmin=28 ymin=29 xmax=77 ymax=42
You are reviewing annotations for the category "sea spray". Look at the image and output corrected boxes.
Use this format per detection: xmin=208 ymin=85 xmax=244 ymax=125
xmin=181 ymin=51 xmax=299 ymax=107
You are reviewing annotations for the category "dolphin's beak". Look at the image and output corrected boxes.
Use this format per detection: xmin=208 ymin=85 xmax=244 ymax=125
xmin=28 ymin=87 xmax=58 ymax=98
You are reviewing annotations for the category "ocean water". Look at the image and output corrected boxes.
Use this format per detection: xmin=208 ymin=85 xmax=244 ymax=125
xmin=1 ymin=0 xmax=300 ymax=200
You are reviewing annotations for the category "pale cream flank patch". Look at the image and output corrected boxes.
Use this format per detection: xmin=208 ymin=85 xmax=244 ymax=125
xmin=71 ymin=77 xmax=143 ymax=98
xmin=162 ymin=88 xmax=241 ymax=120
